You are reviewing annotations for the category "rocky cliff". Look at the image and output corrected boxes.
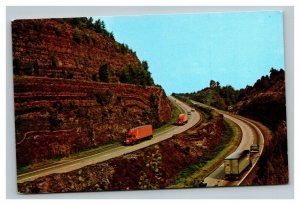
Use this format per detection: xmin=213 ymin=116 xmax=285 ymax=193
xmin=12 ymin=18 xmax=172 ymax=167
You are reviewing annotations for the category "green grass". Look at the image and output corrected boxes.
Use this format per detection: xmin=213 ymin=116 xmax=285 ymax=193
xmin=17 ymin=164 xmax=32 ymax=174
xmin=168 ymin=118 xmax=240 ymax=188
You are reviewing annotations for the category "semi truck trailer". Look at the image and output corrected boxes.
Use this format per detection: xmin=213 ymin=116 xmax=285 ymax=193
xmin=224 ymin=150 xmax=251 ymax=180
xmin=177 ymin=113 xmax=188 ymax=125
xmin=124 ymin=125 xmax=153 ymax=145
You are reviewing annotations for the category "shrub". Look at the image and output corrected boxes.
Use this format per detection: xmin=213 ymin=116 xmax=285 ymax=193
xmin=13 ymin=57 xmax=21 ymax=75
xmin=23 ymin=64 xmax=33 ymax=76
xmin=50 ymin=54 xmax=57 ymax=68
xmin=49 ymin=113 xmax=62 ymax=131
xmin=99 ymin=64 xmax=109 ymax=83
xmin=85 ymin=33 xmax=91 ymax=43
xmin=119 ymin=68 xmax=129 ymax=83
xmin=33 ymin=60 xmax=39 ymax=75
xmin=54 ymin=27 xmax=62 ymax=36
xmin=94 ymin=91 xmax=113 ymax=106
xmin=73 ymin=28 xmax=81 ymax=44
xmin=92 ymin=74 xmax=97 ymax=81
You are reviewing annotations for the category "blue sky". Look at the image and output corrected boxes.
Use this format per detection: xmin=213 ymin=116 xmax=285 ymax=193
xmin=95 ymin=11 xmax=284 ymax=95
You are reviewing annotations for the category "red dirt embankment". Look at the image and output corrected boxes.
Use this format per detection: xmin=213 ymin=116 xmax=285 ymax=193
xmin=18 ymin=112 xmax=225 ymax=193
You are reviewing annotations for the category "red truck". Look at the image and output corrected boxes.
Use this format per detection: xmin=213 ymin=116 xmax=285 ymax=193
xmin=124 ymin=125 xmax=153 ymax=145
xmin=177 ymin=113 xmax=188 ymax=125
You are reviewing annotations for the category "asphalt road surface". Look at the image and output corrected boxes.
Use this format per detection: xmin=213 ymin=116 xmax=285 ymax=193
xmin=17 ymin=96 xmax=201 ymax=183
xmin=191 ymin=100 xmax=264 ymax=187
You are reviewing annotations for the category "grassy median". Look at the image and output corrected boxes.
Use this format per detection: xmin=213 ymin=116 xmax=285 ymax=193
xmin=168 ymin=118 xmax=241 ymax=188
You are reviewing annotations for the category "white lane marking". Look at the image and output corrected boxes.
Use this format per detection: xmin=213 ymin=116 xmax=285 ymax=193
xmin=69 ymin=163 xmax=81 ymax=167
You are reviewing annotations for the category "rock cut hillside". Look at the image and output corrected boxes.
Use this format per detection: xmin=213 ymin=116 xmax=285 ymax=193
xmin=12 ymin=18 xmax=172 ymax=167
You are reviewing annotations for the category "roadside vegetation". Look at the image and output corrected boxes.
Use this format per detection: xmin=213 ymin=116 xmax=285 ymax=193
xmin=168 ymin=116 xmax=241 ymax=188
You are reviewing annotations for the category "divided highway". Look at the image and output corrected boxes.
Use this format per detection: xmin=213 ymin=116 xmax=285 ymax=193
xmin=17 ymin=97 xmax=264 ymax=186
xmin=17 ymin=96 xmax=200 ymax=183
xmin=191 ymin=100 xmax=264 ymax=187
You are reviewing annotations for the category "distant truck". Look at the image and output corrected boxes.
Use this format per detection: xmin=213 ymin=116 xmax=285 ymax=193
xmin=123 ymin=125 xmax=153 ymax=145
xmin=224 ymin=150 xmax=252 ymax=180
xmin=177 ymin=113 xmax=188 ymax=125
xmin=250 ymin=144 xmax=259 ymax=153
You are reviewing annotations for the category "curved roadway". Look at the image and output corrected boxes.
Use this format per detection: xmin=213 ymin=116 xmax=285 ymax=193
xmin=17 ymin=96 xmax=200 ymax=183
xmin=191 ymin=100 xmax=264 ymax=187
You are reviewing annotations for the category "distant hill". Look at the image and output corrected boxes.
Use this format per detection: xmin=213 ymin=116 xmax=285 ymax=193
xmin=173 ymin=68 xmax=285 ymax=115
xmin=12 ymin=18 xmax=172 ymax=167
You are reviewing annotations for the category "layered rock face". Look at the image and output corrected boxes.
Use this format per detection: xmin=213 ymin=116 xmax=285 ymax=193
xmin=12 ymin=18 xmax=172 ymax=167
xmin=12 ymin=19 xmax=141 ymax=80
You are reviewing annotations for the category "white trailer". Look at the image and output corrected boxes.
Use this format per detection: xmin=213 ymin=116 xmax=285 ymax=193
xmin=224 ymin=150 xmax=251 ymax=180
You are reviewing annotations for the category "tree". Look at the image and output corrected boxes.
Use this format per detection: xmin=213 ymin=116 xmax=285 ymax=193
xmin=33 ymin=60 xmax=39 ymax=75
xmin=94 ymin=19 xmax=102 ymax=33
xmin=13 ymin=57 xmax=21 ymax=75
xmin=270 ymin=67 xmax=278 ymax=75
xmin=73 ymin=28 xmax=81 ymax=44
xmin=87 ymin=17 xmax=94 ymax=29
xmin=109 ymin=32 xmax=115 ymax=40
xmin=142 ymin=61 xmax=149 ymax=71
xmin=120 ymin=69 xmax=129 ymax=83
xmin=94 ymin=19 xmax=106 ymax=34
xmin=99 ymin=64 xmax=109 ymax=82
xmin=210 ymin=80 xmax=216 ymax=88
xmin=70 ymin=18 xmax=81 ymax=27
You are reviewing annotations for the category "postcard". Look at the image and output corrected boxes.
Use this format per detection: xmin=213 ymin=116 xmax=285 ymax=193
xmin=12 ymin=11 xmax=287 ymax=194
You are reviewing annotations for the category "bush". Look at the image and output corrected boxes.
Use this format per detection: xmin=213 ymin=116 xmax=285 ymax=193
xmin=92 ymin=74 xmax=97 ymax=81
xmin=50 ymin=54 xmax=57 ymax=68
xmin=33 ymin=60 xmax=39 ymax=75
xmin=85 ymin=33 xmax=91 ymax=43
xmin=120 ymin=69 xmax=129 ymax=83
xmin=99 ymin=64 xmax=109 ymax=83
xmin=73 ymin=28 xmax=81 ymax=44
xmin=23 ymin=64 xmax=33 ymax=76
xmin=94 ymin=91 xmax=113 ymax=106
xmin=13 ymin=57 xmax=21 ymax=75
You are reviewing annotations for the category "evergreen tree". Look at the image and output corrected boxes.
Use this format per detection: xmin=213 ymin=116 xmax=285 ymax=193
xmin=99 ymin=64 xmax=109 ymax=82
xmin=120 ymin=69 xmax=129 ymax=83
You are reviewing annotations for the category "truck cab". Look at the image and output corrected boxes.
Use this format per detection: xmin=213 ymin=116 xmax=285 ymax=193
xmin=124 ymin=133 xmax=135 ymax=145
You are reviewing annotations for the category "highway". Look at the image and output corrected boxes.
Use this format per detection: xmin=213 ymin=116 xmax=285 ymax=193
xmin=191 ymin=100 xmax=264 ymax=187
xmin=17 ymin=96 xmax=201 ymax=183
